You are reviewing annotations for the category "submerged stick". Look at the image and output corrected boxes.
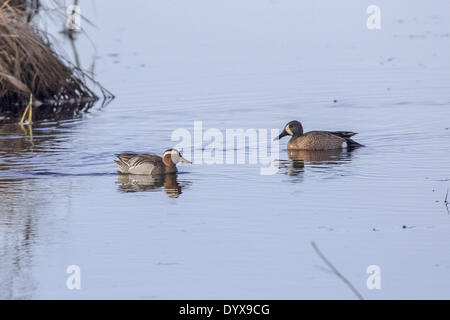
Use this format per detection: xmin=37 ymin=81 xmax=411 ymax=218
xmin=19 ymin=93 xmax=33 ymax=124
xmin=445 ymin=189 xmax=449 ymax=215
xmin=311 ymin=241 xmax=364 ymax=300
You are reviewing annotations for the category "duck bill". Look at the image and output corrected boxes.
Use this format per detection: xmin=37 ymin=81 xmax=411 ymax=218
xmin=180 ymin=156 xmax=192 ymax=164
xmin=274 ymin=129 xmax=289 ymax=141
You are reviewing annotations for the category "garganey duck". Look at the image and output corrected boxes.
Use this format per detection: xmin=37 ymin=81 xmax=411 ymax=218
xmin=114 ymin=149 xmax=191 ymax=175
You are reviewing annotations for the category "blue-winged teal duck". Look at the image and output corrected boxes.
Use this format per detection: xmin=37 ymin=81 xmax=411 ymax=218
xmin=275 ymin=120 xmax=363 ymax=150
xmin=114 ymin=149 xmax=191 ymax=175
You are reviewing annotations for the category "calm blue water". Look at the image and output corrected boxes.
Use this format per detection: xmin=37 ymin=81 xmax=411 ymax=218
xmin=1 ymin=0 xmax=450 ymax=299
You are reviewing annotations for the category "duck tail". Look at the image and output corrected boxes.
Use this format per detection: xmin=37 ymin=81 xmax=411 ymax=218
xmin=330 ymin=131 xmax=363 ymax=149
xmin=114 ymin=160 xmax=129 ymax=173
xmin=345 ymin=138 xmax=364 ymax=149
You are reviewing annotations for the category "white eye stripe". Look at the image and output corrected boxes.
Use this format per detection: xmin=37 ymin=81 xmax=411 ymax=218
xmin=164 ymin=150 xmax=178 ymax=156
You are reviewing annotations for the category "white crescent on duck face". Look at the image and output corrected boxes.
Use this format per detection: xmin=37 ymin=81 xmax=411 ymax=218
xmin=114 ymin=149 xmax=191 ymax=175
xmin=285 ymin=124 xmax=294 ymax=136
xmin=277 ymin=120 xmax=363 ymax=151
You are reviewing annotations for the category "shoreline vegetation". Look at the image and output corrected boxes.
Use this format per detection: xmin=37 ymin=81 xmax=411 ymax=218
xmin=0 ymin=0 xmax=112 ymax=123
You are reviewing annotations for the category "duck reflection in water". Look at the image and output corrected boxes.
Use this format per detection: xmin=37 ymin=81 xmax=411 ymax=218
xmin=280 ymin=149 xmax=353 ymax=176
xmin=116 ymin=173 xmax=189 ymax=198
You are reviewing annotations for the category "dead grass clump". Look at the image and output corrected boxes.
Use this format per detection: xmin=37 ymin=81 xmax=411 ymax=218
xmin=0 ymin=5 xmax=98 ymax=121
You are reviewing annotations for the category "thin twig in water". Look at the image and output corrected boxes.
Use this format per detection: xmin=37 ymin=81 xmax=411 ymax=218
xmin=311 ymin=241 xmax=364 ymax=300
xmin=445 ymin=189 xmax=449 ymax=214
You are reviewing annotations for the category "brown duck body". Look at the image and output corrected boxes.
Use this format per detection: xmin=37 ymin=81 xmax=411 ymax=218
xmin=287 ymin=131 xmax=350 ymax=150
xmin=114 ymin=153 xmax=177 ymax=175
xmin=277 ymin=120 xmax=363 ymax=151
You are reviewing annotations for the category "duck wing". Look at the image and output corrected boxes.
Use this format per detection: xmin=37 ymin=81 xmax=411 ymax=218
xmin=329 ymin=131 xmax=358 ymax=138
xmin=117 ymin=153 xmax=161 ymax=164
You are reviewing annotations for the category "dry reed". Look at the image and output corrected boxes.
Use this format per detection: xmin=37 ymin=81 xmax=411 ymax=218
xmin=0 ymin=2 xmax=100 ymax=122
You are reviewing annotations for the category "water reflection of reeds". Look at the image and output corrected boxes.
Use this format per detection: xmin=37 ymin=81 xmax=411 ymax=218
xmin=0 ymin=120 xmax=82 ymax=298
xmin=0 ymin=118 xmax=73 ymax=298
xmin=0 ymin=175 xmax=40 ymax=299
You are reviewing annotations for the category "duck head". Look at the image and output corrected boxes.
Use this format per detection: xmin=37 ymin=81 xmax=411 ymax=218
xmin=274 ymin=120 xmax=304 ymax=141
xmin=162 ymin=149 xmax=192 ymax=167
